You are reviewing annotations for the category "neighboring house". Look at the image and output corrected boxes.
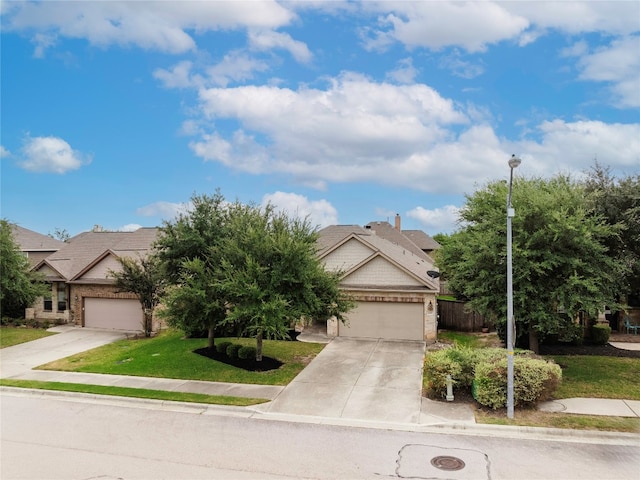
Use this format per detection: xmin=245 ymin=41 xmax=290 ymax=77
xmin=10 ymin=224 xmax=66 ymax=267
xmin=365 ymin=214 xmax=441 ymax=259
xmin=28 ymin=228 xmax=158 ymax=332
xmin=317 ymin=222 xmax=439 ymax=343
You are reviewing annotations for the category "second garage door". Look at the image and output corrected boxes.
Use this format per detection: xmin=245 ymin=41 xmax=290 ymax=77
xmin=339 ymin=301 xmax=424 ymax=341
xmin=84 ymin=298 xmax=142 ymax=331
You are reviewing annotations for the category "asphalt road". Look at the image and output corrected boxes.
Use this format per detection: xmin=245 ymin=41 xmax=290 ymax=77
xmin=1 ymin=390 xmax=638 ymax=480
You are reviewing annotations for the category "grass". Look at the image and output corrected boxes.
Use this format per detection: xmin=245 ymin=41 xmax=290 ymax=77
xmin=1 ymin=326 xmax=56 ymax=348
xmin=429 ymin=330 xmax=640 ymax=432
xmin=38 ymin=329 xmax=325 ymax=386
xmin=438 ymin=330 xmax=502 ymax=349
xmin=475 ymin=408 xmax=640 ymax=433
xmin=0 ymin=379 xmax=267 ymax=406
xmin=551 ymin=355 xmax=640 ymax=400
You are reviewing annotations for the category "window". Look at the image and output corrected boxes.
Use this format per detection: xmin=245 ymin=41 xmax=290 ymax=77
xmin=57 ymin=283 xmax=67 ymax=312
xmin=44 ymin=293 xmax=52 ymax=312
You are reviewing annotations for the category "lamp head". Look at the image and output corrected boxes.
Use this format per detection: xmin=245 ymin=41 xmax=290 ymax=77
xmin=508 ymin=154 xmax=522 ymax=169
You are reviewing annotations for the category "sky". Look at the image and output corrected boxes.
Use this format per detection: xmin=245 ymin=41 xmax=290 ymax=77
xmin=1 ymin=1 xmax=639 ymax=238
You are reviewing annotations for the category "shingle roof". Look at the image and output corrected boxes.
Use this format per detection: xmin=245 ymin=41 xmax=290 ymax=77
xmin=317 ymin=224 xmax=438 ymax=291
xmin=364 ymin=221 xmax=428 ymax=259
xmin=402 ymin=230 xmax=441 ymax=251
xmin=11 ymin=224 xmax=66 ymax=251
xmin=38 ymin=228 xmax=158 ymax=280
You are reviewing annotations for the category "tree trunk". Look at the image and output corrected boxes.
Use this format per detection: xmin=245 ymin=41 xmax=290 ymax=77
xmin=143 ymin=311 xmax=153 ymax=337
xmin=207 ymin=324 xmax=215 ymax=350
xmin=529 ymin=328 xmax=539 ymax=354
xmin=256 ymin=330 xmax=263 ymax=362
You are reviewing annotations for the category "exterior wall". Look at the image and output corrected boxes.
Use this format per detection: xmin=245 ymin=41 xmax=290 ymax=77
xmin=30 ymin=283 xmax=70 ymax=322
xmin=80 ymin=255 xmax=122 ymax=280
xmin=322 ymin=238 xmax=373 ymax=271
xmin=341 ymin=256 xmax=422 ymax=287
xmin=26 ymin=251 xmax=55 ymax=268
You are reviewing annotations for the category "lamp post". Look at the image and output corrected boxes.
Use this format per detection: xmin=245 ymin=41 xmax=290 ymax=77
xmin=506 ymin=154 xmax=521 ymax=419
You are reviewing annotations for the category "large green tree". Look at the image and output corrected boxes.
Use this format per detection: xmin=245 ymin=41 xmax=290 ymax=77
xmin=154 ymin=192 xmax=229 ymax=348
xmin=109 ymin=254 xmax=166 ymax=337
xmin=220 ymin=202 xmax=352 ymax=361
xmin=0 ymin=220 xmax=49 ymax=318
xmin=584 ymin=164 xmax=640 ymax=306
xmin=436 ymin=175 xmax=623 ymax=352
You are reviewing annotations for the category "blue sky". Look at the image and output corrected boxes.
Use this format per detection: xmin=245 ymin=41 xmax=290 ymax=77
xmin=1 ymin=1 xmax=638 ymax=237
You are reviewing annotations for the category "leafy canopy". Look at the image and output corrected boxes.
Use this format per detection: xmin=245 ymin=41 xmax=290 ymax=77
xmin=0 ymin=219 xmax=49 ymax=318
xmin=436 ymin=175 xmax=623 ymax=347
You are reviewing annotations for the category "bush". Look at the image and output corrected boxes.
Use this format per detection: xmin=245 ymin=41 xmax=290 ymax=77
xmin=238 ymin=346 xmax=257 ymax=361
xmin=216 ymin=341 xmax=232 ymax=355
xmin=591 ymin=324 xmax=611 ymax=345
xmin=226 ymin=343 xmax=241 ymax=359
xmin=473 ymin=357 xmax=562 ymax=409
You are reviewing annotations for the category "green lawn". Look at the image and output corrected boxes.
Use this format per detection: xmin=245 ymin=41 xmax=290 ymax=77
xmin=38 ymin=329 xmax=325 ymax=386
xmin=1 ymin=327 xmax=56 ymax=348
xmin=551 ymin=355 xmax=640 ymax=400
xmin=0 ymin=379 xmax=267 ymax=406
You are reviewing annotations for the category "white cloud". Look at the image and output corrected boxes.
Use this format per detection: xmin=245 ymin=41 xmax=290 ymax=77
xmin=385 ymin=57 xmax=418 ymax=84
xmin=119 ymin=224 xmax=142 ymax=232
xmin=206 ymin=51 xmax=270 ymax=87
xmin=0 ymin=146 xmax=10 ymax=158
xmin=261 ymin=191 xmax=338 ymax=228
xmin=362 ymin=2 xmax=529 ymax=53
xmin=248 ymin=29 xmax=312 ymax=63
xmin=153 ymin=60 xmax=203 ymax=89
xmin=136 ymin=201 xmax=191 ymax=219
xmin=576 ymin=36 xmax=640 ymax=108
xmin=407 ymin=205 xmax=461 ymax=234
xmin=513 ymin=120 xmax=640 ymax=174
xmin=4 ymin=1 xmax=295 ymax=55
xmin=189 ymin=74 xmax=639 ymax=195
xmin=19 ymin=136 xmax=90 ymax=174
xmin=439 ymin=51 xmax=484 ymax=79
xmin=503 ymin=1 xmax=640 ymax=37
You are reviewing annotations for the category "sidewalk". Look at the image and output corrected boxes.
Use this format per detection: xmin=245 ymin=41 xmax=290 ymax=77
xmin=1 ymin=326 xmax=639 ymax=425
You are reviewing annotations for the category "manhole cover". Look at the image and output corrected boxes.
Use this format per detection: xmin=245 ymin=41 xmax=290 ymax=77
xmin=430 ymin=455 xmax=466 ymax=471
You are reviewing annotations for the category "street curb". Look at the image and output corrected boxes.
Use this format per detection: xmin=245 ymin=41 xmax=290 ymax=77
xmin=3 ymin=386 xmax=638 ymax=445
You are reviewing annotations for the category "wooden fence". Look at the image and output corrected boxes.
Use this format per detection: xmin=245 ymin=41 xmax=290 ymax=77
xmin=437 ymin=299 xmax=487 ymax=332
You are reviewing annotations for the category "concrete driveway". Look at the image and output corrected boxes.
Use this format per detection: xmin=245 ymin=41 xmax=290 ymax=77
xmin=0 ymin=326 xmax=127 ymax=378
xmin=264 ymin=337 xmax=425 ymax=423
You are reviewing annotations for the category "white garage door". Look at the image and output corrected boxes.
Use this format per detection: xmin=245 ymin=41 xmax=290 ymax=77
xmin=339 ymin=301 xmax=424 ymax=341
xmin=84 ymin=298 xmax=142 ymax=331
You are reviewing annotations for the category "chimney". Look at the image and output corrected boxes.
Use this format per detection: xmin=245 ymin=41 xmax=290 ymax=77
xmin=395 ymin=213 xmax=401 ymax=231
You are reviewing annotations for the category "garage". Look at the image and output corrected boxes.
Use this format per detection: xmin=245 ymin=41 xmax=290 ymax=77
xmin=84 ymin=298 xmax=142 ymax=331
xmin=339 ymin=301 xmax=424 ymax=341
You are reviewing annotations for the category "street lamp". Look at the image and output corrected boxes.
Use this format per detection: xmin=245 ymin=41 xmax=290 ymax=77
xmin=506 ymin=154 xmax=521 ymax=419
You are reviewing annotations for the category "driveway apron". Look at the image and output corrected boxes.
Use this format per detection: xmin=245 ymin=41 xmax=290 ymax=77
xmin=265 ymin=337 xmax=425 ymax=423
xmin=0 ymin=327 xmax=126 ymax=378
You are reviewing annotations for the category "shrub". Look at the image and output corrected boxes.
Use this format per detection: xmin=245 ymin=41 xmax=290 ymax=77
xmin=216 ymin=341 xmax=232 ymax=355
xmin=226 ymin=343 xmax=241 ymax=359
xmin=473 ymin=357 xmax=562 ymax=409
xmin=591 ymin=324 xmax=611 ymax=345
xmin=424 ymin=346 xmax=477 ymax=398
xmin=238 ymin=346 xmax=257 ymax=361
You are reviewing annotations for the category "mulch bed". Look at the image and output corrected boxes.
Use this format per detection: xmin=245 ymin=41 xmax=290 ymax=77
xmin=194 ymin=347 xmax=283 ymax=372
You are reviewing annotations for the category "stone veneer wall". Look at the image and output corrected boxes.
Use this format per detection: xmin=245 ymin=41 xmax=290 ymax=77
xmin=26 ymin=283 xmax=70 ymax=322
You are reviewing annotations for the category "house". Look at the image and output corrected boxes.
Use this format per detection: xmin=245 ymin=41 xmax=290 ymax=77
xmin=27 ymin=228 xmax=158 ymax=332
xmin=10 ymin=224 xmax=66 ymax=267
xmin=317 ymin=221 xmax=439 ymax=343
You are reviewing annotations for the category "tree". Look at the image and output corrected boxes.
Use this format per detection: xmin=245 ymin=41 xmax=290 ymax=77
xmin=154 ymin=191 xmax=231 ymax=348
xmin=109 ymin=254 xmax=166 ymax=337
xmin=436 ymin=175 xmax=623 ymax=352
xmin=220 ymin=202 xmax=353 ymax=361
xmin=583 ymin=163 xmax=640 ymax=306
xmin=0 ymin=219 xmax=49 ymax=318
xmin=49 ymin=227 xmax=70 ymax=242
